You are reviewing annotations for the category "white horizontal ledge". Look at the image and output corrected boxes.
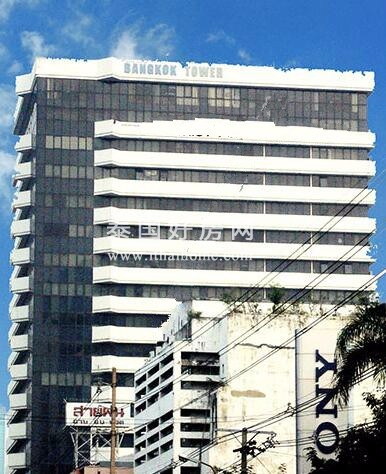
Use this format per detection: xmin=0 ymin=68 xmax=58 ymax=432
xmin=94 ymin=149 xmax=375 ymax=176
xmin=95 ymin=119 xmax=375 ymax=148
xmin=92 ymin=355 xmax=147 ymax=373
xmin=93 ymin=237 xmax=372 ymax=262
xmin=92 ymin=326 xmax=162 ymax=344
xmin=91 ymin=386 xmax=135 ymax=405
xmin=94 ymin=178 xmax=375 ymax=205
xmin=93 ymin=266 xmax=375 ymax=292
xmin=93 ymin=295 xmax=177 ymax=314
xmin=94 ymin=207 xmax=376 ymax=234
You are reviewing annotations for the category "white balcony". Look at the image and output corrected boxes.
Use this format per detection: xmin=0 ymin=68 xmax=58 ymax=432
xmin=8 ymin=421 xmax=28 ymax=439
xmin=94 ymin=119 xmax=375 ymax=149
xmin=94 ymin=206 xmax=376 ymax=234
xmin=11 ymin=218 xmax=32 ymax=237
xmin=10 ymin=363 xmax=30 ymax=380
xmin=92 ymin=356 xmax=146 ymax=373
xmin=10 ymin=334 xmax=30 ymax=351
xmin=94 ymin=148 xmax=376 ymax=176
xmin=10 ymin=305 xmax=30 ymax=323
xmin=10 ymin=276 xmax=32 ymax=293
xmin=91 ymin=385 xmax=135 ymax=405
xmin=92 ymin=295 xmax=176 ymax=314
xmin=12 ymin=190 xmax=32 ymax=209
xmin=93 ymin=265 xmax=376 ymax=292
xmin=9 ymin=393 xmax=28 ymax=410
xmin=7 ymin=452 xmax=27 ymax=469
xmin=10 ymin=247 xmax=32 ymax=265
xmin=15 ymin=133 xmax=34 ymax=153
xmin=92 ymin=326 xmax=162 ymax=344
xmin=13 ymin=161 xmax=33 ymax=185
xmin=94 ymin=177 xmax=375 ymax=206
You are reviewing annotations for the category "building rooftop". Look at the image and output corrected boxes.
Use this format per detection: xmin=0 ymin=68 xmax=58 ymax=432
xmin=15 ymin=57 xmax=375 ymax=95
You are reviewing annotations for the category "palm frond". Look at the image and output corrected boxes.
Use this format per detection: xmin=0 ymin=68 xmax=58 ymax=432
xmin=335 ymin=303 xmax=386 ymax=363
xmin=334 ymin=339 xmax=386 ymax=406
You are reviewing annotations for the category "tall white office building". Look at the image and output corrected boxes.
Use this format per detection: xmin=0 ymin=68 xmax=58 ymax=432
xmin=8 ymin=58 xmax=375 ymax=473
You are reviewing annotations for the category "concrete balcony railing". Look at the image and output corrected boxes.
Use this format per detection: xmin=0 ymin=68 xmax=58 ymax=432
xmin=10 ymin=247 xmax=32 ymax=265
xmin=8 ymin=420 xmax=29 ymax=439
xmin=10 ymin=363 xmax=30 ymax=381
xmin=13 ymin=161 xmax=34 ymax=185
xmin=92 ymin=326 xmax=162 ymax=344
xmin=11 ymin=218 xmax=33 ymax=238
xmin=12 ymin=190 xmax=32 ymax=210
xmin=15 ymin=133 xmax=34 ymax=153
xmin=92 ymin=355 xmax=145 ymax=373
xmin=9 ymin=392 xmax=30 ymax=410
xmin=10 ymin=276 xmax=33 ymax=294
xmin=7 ymin=451 xmax=27 ymax=469
xmin=10 ymin=334 xmax=31 ymax=352
xmin=10 ymin=305 xmax=30 ymax=323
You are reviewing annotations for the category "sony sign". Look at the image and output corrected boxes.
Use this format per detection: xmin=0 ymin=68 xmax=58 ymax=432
xmin=295 ymin=320 xmax=349 ymax=473
xmin=314 ymin=350 xmax=339 ymax=454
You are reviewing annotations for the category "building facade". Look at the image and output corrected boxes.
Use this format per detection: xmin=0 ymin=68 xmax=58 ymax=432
xmin=133 ymin=301 xmax=371 ymax=474
xmin=8 ymin=58 xmax=375 ymax=473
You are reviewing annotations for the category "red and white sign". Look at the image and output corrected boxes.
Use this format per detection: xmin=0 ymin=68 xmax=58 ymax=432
xmin=65 ymin=403 xmax=132 ymax=428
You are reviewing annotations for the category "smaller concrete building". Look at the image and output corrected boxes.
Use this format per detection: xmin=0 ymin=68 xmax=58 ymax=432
xmin=133 ymin=300 xmax=374 ymax=474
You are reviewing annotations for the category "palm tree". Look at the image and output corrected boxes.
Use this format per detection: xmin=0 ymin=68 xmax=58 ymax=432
xmin=334 ymin=302 xmax=386 ymax=405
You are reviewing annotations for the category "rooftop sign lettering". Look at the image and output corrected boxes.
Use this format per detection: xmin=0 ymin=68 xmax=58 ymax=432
xmin=124 ymin=61 xmax=223 ymax=80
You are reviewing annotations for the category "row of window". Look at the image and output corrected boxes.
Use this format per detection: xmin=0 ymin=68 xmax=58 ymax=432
xmin=40 ymin=78 xmax=367 ymax=131
xmin=95 ymin=255 xmax=369 ymax=274
xmin=93 ymin=313 xmax=168 ymax=328
xmin=41 ymin=372 xmax=91 ymax=386
xmin=44 ymin=85 xmax=365 ymax=114
xmin=94 ymin=283 xmax=367 ymax=304
xmin=92 ymin=342 xmax=154 ymax=357
xmin=91 ymin=372 xmax=135 ymax=388
xmin=97 ymin=225 xmax=369 ymax=245
xmin=44 ymin=163 xmax=94 ymax=179
xmin=96 ymin=167 xmax=369 ymax=188
xmin=42 ymin=77 xmax=367 ymax=106
xmin=96 ymin=138 xmax=370 ymax=160
xmin=42 ymin=253 xmax=92 ymax=267
xmin=96 ymin=196 xmax=369 ymax=217
xmin=42 ymin=133 xmax=371 ymax=162
xmin=45 ymin=135 xmax=93 ymax=150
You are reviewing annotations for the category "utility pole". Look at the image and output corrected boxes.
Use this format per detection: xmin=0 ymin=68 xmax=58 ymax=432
xmin=241 ymin=428 xmax=248 ymax=474
xmin=110 ymin=367 xmax=117 ymax=474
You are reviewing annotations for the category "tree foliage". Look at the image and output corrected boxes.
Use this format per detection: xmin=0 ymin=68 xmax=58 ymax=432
xmin=334 ymin=302 xmax=386 ymax=405
xmin=307 ymin=301 xmax=386 ymax=473
xmin=307 ymin=391 xmax=386 ymax=474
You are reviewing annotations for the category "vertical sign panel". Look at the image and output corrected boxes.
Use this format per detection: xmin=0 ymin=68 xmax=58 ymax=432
xmin=295 ymin=319 xmax=349 ymax=473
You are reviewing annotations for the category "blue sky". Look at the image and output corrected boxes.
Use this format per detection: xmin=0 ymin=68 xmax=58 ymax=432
xmin=0 ymin=0 xmax=386 ymax=407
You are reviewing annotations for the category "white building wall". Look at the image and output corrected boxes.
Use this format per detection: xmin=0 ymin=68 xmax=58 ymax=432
xmin=134 ymin=301 xmax=372 ymax=474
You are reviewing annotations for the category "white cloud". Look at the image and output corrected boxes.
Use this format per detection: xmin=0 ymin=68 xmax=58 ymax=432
xmin=0 ymin=0 xmax=42 ymax=22
xmin=110 ymin=23 xmax=175 ymax=60
xmin=0 ymin=84 xmax=16 ymax=213
xmin=20 ymin=31 xmax=56 ymax=62
xmin=0 ymin=43 xmax=8 ymax=59
xmin=0 ymin=150 xmax=15 ymax=210
xmin=7 ymin=60 xmax=23 ymax=75
xmin=206 ymin=30 xmax=236 ymax=45
xmin=0 ymin=83 xmax=15 ymax=130
xmin=238 ymin=48 xmax=252 ymax=63
xmin=61 ymin=9 xmax=96 ymax=48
